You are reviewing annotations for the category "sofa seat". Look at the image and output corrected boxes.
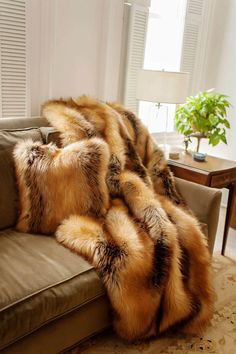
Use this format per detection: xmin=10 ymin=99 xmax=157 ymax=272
xmin=0 ymin=229 xmax=106 ymax=351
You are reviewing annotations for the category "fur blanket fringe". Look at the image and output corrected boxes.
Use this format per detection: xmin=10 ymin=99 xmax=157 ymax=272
xmin=14 ymin=96 xmax=214 ymax=341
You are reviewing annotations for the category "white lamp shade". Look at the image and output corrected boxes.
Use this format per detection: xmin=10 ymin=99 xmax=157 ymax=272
xmin=136 ymin=70 xmax=190 ymax=104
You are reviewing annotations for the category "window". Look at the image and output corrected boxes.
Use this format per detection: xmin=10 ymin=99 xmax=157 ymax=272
xmin=139 ymin=0 xmax=187 ymax=133
xmin=122 ymin=0 xmax=212 ymax=143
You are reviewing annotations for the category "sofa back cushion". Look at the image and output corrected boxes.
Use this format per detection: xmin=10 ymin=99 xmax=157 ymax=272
xmin=0 ymin=117 xmax=48 ymax=130
xmin=40 ymin=127 xmax=62 ymax=146
xmin=0 ymin=128 xmax=43 ymax=230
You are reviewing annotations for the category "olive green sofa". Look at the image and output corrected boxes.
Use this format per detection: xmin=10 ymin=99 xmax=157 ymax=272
xmin=0 ymin=117 xmax=222 ymax=354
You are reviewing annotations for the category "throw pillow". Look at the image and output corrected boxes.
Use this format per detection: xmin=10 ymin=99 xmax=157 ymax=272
xmin=13 ymin=138 xmax=110 ymax=234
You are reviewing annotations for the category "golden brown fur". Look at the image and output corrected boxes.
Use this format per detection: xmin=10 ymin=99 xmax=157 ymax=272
xmin=13 ymin=96 xmax=215 ymax=341
xmin=42 ymin=96 xmax=184 ymax=205
xmin=56 ymin=171 xmax=214 ymax=340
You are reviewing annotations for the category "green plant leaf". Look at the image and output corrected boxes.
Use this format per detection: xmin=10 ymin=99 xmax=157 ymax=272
xmin=222 ymin=119 xmax=230 ymax=128
xmin=220 ymin=134 xmax=227 ymax=144
xmin=209 ymin=114 xmax=219 ymax=126
xmin=209 ymin=133 xmax=220 ymax=146
xmin=175 ymin=90 xmax=231 ymax=147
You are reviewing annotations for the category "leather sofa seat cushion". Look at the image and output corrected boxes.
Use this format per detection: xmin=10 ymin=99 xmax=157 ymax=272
xmin=0 ymin=229 xmax=105 ymax=351
xmin=0 ymin=128 xmax=43 ymax=230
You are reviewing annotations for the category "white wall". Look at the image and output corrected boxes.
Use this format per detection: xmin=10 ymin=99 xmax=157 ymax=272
xmin=28 ymin=0 xmax=124 ymax=116
xmin=201 ymin=0 xmax=236 ymax=161
xmin=51 ymin=0 xmax=103 ymax=99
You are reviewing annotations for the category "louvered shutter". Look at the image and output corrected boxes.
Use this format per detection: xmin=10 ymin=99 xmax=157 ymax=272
xmin=180 ymin=0 xmax=212 ymax=95
xmin=123 ymin=2 xmax=149 ymax=113
xmin=0 ymin=0 xmax=28 ymax=118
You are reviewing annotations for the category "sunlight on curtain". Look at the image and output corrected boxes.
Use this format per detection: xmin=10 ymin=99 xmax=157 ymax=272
xmin=139 ymin=0 xmax=187 ymax=133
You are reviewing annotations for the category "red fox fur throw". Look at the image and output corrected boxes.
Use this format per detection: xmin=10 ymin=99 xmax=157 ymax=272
xmin=13 ymin=96 xmax=214 ymax=341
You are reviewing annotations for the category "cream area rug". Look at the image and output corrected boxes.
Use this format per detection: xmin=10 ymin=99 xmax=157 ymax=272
xmin=70 ymin=255 xmax=236 ymax=354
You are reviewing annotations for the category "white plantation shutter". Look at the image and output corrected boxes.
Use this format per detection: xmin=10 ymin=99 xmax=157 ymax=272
xmin=181 ymin=0 xmax=213 ymax=95
xmin=123 ymin=2 xmax=149 ymax=113
xmin=0 ymin=0 xmax=28 ymax=117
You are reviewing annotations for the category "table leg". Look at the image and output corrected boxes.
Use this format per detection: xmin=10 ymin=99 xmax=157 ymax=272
xmin=221 ymin=183 xmax=236 ymax=255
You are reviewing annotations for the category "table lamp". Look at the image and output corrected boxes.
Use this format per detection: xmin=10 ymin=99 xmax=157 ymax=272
xmin=136 ymin=69 xmax=190 ymax=152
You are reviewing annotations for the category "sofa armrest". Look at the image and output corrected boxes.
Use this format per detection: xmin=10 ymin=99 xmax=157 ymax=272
xmin=175 ymin=177 xmax=222 ymax=254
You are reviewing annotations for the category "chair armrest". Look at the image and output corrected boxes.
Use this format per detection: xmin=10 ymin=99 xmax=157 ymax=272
xmin=175 ymin=177 xmax=222 ymax=254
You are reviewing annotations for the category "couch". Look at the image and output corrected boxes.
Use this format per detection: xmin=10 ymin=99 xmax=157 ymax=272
xmin=0 ymin=117 xmax=222 ymax=354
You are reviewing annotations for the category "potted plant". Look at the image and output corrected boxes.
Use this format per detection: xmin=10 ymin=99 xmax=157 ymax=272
xmin=175 ymin=91 xmax=231 ymax=153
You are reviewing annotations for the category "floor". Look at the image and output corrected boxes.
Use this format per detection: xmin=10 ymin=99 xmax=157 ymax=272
xmin=214 ymin=206 xmax=236 ymax=260
xmin=68 ymin=256 xmax=236 ymax=354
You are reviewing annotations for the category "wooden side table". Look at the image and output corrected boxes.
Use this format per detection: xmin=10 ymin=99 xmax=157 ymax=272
xmin=168 ymin=151 xmax=236 ymax=255
xmin=231 ymin=198 xmax=236 ymax=229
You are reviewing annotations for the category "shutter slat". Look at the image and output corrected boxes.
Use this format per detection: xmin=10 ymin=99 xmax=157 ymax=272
xmin=2 ymin=106 xmax=26 ymax=110
xmin=2 ymin=77 xmax=26 ymax=82
xmin=0 ymin=11 xmax=25 ymax=20
xmin=3 ymin=113 xmax=26 ymax=116
xmin=2 ymin=89 xmax=26 ymax=92
xmin=2 ymin=81 xmax=26 ymax=86
xmin=1 ymin=96 xmax=25 ymax=102
xmin=0 ymin=0 xmax=25 ymax=5
xmin=2 ymin=52 xmax=26 ymax=58
xmin=2 ymin=64 xmax=26 ymax=70
xmin=1 ymin=34 xmax=25 ymax=41
xmin=2 ymin=60 xmax=26 ymax=65
xmin=0 ymin=14 xmax=25 ymax=21
xmin=2 ymin=43 xmax=25 ymax=49
xmin=0 ymin=24 xmax=25 ymax=32
xmin=0 ymin=7 xmax=24 ymax=16
xmin=2 ymin=72 xmax=26 ymax=78
xmin=2 ymin=68 xmax=26 ymax=74
xmin=0 ymin=2 xmax=25 ymax=10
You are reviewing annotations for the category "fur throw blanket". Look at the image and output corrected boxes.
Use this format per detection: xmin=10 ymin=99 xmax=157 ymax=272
xmin=13 ymin=96 xmax=214 ymax=341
